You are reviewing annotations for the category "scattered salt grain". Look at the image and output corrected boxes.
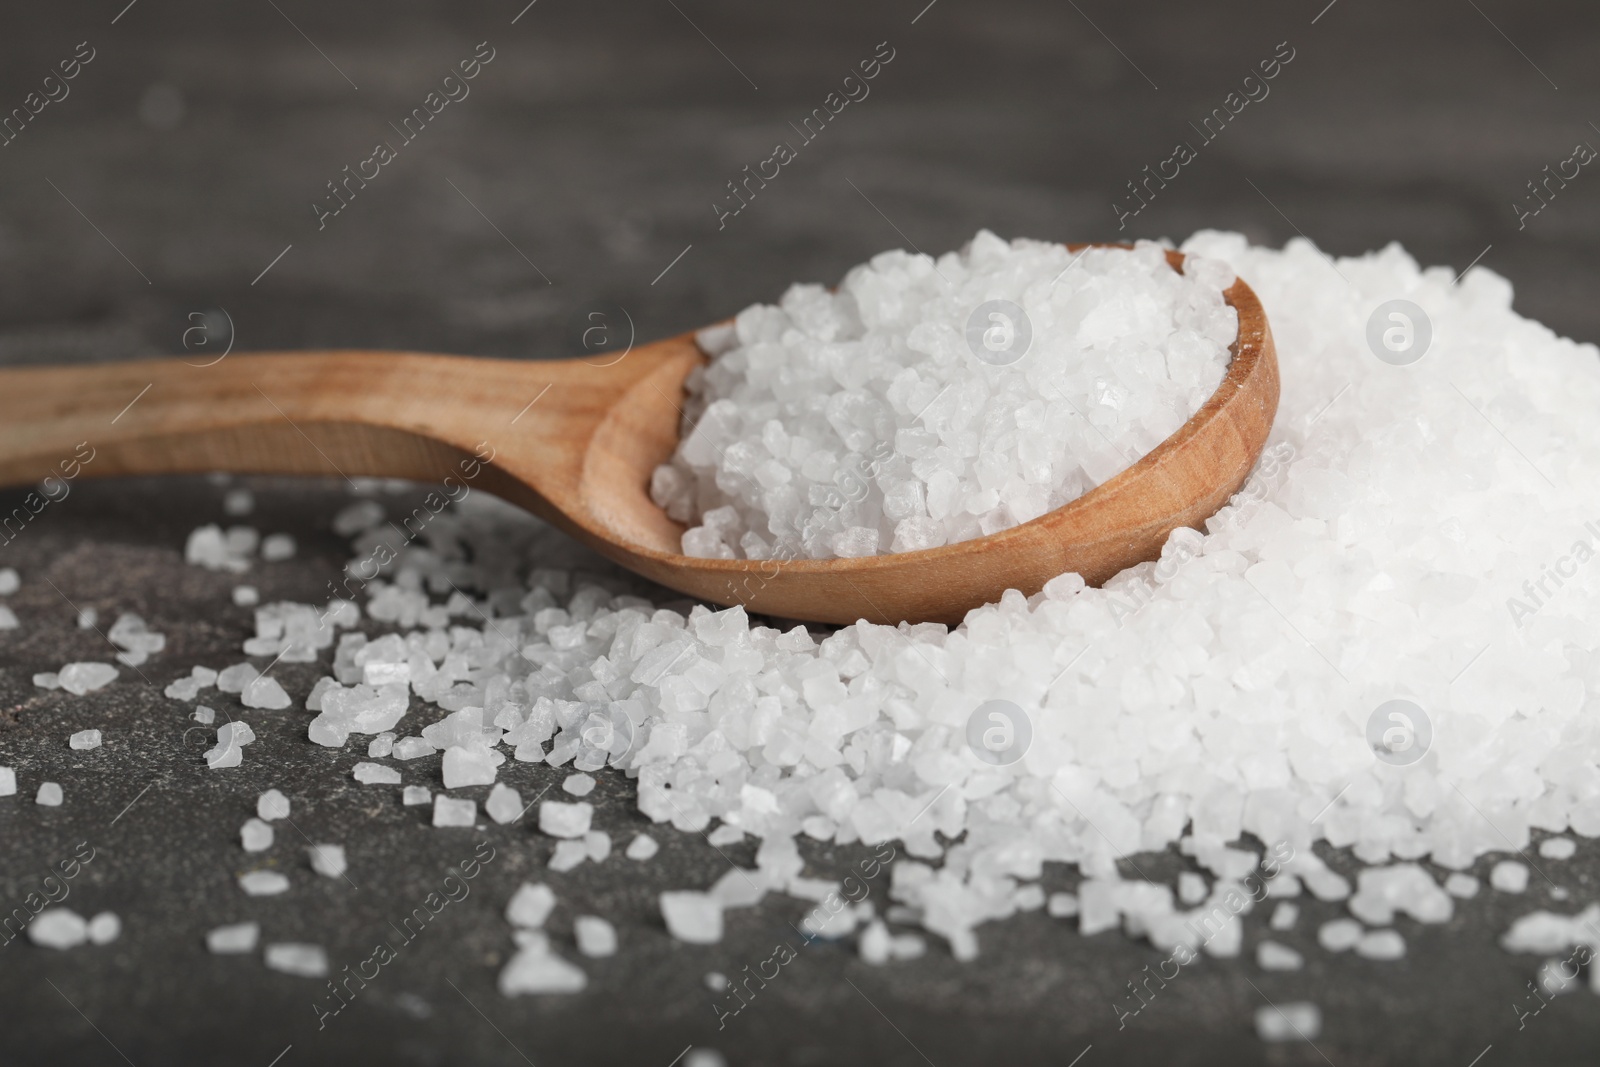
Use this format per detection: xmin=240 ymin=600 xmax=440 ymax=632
xmin=0 ymin=567 xmax=18 ymax=594
xmin=232 ymin=585 xmax=260 ymax=607
xmin=1445 ymin=873 xmax=1480 ymax=899
xmin=485 ymin=783 xmax=525 ymax=824
xmin=1540 ymin=838 xmax=1576 ymax=861
xmin=69 ymin=729 xmax=102 ymax=751
xmin=432 ymin=795 xmax=475 ymax=827
xmin=240 ymin=818 xmax=274 ymax=852
xmin=0 ymin=767 xmax=14 ymax=796
xmin=1256 ymin=940 xmax=1304 ymax=971
xmin=205 ymin=721 xmax=256 ymax=769
xmin=1318 ymin=919 xmax=1363 ymax=953
xmin=107 ymin=613 xmax=165 ymax=666
xmin=704 ymin=971 xmax=729 ymax=992
xmin=265 ymin=942 xmax=329 ymax=977
xmin=207 ymin=921 xmax=259 ymax=954
xmin=499 ymin=943 xmax=587 ymax=995
xmin=626 ymin=834 xmax=658 ymax=861
xmin=0 ymin=605 xmax=17 ymax=630
xmin=87 ymin=912 xmax=121 ymax=945
xmin=507 ymin=883 xmax=557 ymax=928
xmin=57 ymin=662 xmax=117 ymax=695
xmin=185 ymin=523 xmax=253 ymax=572
xmin=1491 ymin=862 xmax=1530 ymax=894
xmin=36 ymin=782 xmax=62 ymax=806
xmin=394 ymin=737 xmax=436 ymax=760
xmin=539 ymin=801 xmax=592 ymax=839
xmin=1046 ymin=893 xmax=1079 ymax=919
xmin=261 ymin=534 xmax=297 ymax=561
xmin=368 ymin=732 xmax=395 ymax=758
xmin=193 ymin=706 xmax=215 ymax=725
xmin=442 ymin=745 xmax=500 ymax=788
xmin=241 ymin=675 xmax=290 ymax=710
xmin=1355 ymin=929 xmax=1407 ymax=961
xmin=257 ymin=788 xmax=290 ymax=821
xmin=402 ymin=786 xmax=431 ymax=806
xmin=353 ymin=762 xmax=401 ymax=785
xmin=32 ymin=672 xmax=58 ymax=689
xmin=563 ymin=773 xmax=596 ymax=797
xmin=223 ymin=487 xmax=254 ymax=516
xmin=1269 ymin=903 xmax=1299 ymax=932
xmin=549 ymin=840 xmax=589 ymax=872
xmin=239 ymin=870 xmax=289 ymax=896
xmin=660 ymin=891 xmax=723 ymax=944
xmin=309 ymin=844 xmax=347 ymax=879
xmin=684 ymin=1050 xmax=727 ymax=1067
xmin=76 ymin=607 xmax=97 ymax=630
xmin=29 ymin=908 xmax=88 ymax=949
xmin=575 ymin=915 xmax=617 ymax=958
xmin=1255 ymin=1002 xmax=1321 ymax=1043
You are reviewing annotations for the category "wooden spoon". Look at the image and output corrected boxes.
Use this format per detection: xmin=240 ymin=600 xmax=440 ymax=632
xmin=0 ymin=249 xmax=1276 ymax=625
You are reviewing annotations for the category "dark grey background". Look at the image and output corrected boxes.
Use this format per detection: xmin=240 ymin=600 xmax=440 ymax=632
xmin=1 ymin=0 xmax=1598 ymax=1064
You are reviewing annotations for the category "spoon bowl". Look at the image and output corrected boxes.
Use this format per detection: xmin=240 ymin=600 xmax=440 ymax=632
xmin=0 ymin=249 xmax=1277 ymax=625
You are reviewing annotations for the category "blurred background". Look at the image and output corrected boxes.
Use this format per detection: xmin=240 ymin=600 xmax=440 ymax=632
xmin=3 ymin=1 xmax=1599 ymax=1064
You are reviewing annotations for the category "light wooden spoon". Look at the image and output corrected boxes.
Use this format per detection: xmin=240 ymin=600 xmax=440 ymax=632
xmin=0 ymin=249 xmax=1277 ymax=625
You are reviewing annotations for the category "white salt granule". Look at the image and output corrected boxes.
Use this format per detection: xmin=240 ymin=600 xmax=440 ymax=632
xmin=205 ymin=721 xmax=255 ymax=769
xmin=207 ymin=922 xmax=260 ymax=954
xmin=33 ymin=672 xmax=58 ymax=690
xmin=353 ymin=762 xmax=401 ymax=785
xmin=654 ymin=234 xmax=1235 ymax=560
xmin=265 ymin=942 xmax=329 ymax=977
xmin=223 ymin=487 xmax=254 ymax=516
xmin=241 ymin=675 xmax=290 ymax=710
xmin=232 ymin=585 xmax=259 ymax=607
xmin=76 ymin=607 xmax=97 ymax=630
xmin=1269 ymin=903 xmax=1299 ymax=932
xmin=1046 ymin=893 xmax=1079 ymax=918
xmin=87 ymin=912 xmax=120 ymax=945
xmin=257 ymin=789 xmax=290 ymax=821
xmin=1539 ymin=838 xmax=1576 ymax=860
xmin=707 ymin=825 xmax=743 ymax=847
xmin=442 ymin=746 xmax=499 ymax=788
xmin=241 ymin=818 xmax=274 ymax=852
xmin=239 ymin=870 xmax=289 ymax=896
xmin=1256 ymin=940 xmax=1303 ymax=971
xmin=402 ymin=786 xmax=431 ymax=806
xmin=36 ymin=782 xmax=62 ymax=806
xmin=0 ymin=605 xmax=18 ymax=630
xmin=660 ymin=891 xmax=723 ymax=944
xmin=57 ymin=662 xmax=117 ymax=695
xmin=333 ymin=499 xmax=385 ymax=535
xmin=0 ymin=767 xmax=14 ymax=797
xmin=584 ymin=831 xmax=611 ymax=863
xmin=1445 ymin=873 xmax=1480 ymax=899
xmin=193 ymin=706 xmax=215 ymax=725
xmin=683 ymin=1050 xmax=727 ymax=1067
xmin=432 ymin=795 xmax=476 ymax=827
xmin=626 ymin=834 xmax=658 ymax=861
xmin=1177 ymin=872 xmax=1208 ymax=906
xmin=28 ymin=908 xmax=88 ymax=949
xmin=108 ymin=613 xmax=165 ymax=666
xmin=549 ymin=840 xmax=589 ymax=872
xmin=499 ymin=943 xmax=587 ymax=995
xmin=1355 ymin=930 xmax=1407 ymax=961
xmin=539 ymin=801 xmax=592 ymax=839
xmin=704 ymin=971 xmax=729 ymax=992
xmin=506 ymin=883 xmax=556 ymax=928
xmin=563 ymin=773 xmax=596 ymax=797
xmin=185 ymin=523 xmax=253 ymax=572
xmin=368 ymin=732 xmax=395 ymax=758
xmin=1317 ymin=919 xmax=1363 ymax=952
xmin=69 ymin=729 xmax=102 ymax=751
xmin=394 ymin=737 xmax=436 ymax=760
xmin=309 ymin=844 xmax=347 ymax=879
xmin=485 ymin=783 xmax=525 ymax=824
xmin=0 ymin=567 xmax=18 ymax=594
xmin=1491 ymin=862 xmax=1530 ymax=894
xmin=574 ymin=915 xmax=618 ymax=957
xmin=261 ymin=533 xmax=297 ymax=561
xmin=1255 ymin=1003 xmax=1321 ymax=1043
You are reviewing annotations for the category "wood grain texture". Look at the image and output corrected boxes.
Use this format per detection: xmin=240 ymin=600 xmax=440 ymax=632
xmin=0 ymin=250 xmax=1277 ymax=626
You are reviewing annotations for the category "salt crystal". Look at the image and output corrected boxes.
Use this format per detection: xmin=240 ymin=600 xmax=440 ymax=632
xmin=87 ymin=912 xmax=121 ymax=945
xmin=261 ymin=534 xmax=297 ymax=561
xmin=506 ymin=883 xmax=556 ymax=928
xmin=499 ymin=945 xmax=588 ymax=995
xmin=1255 ymin=1002 xmax=1321 ymax=1043
xmin=1046 ymin=893 xmax=1079 ymax=918
xmin=257 ymin=789 xmax=290 ymax=821
xmin=1354 ymin=929 xmax=1406 ymax=960
xmin=265 ymin=942 xmax=329 ymax=977
xmin=353 ymin=762 xmax=401 ymax=785
xmin=402 ymin=786 xmax=431 ymax=806
xmin=76 ymin=607 xmax=97 ymax=630
xmin=394 ymin=737 xmax=437 ymax=760
xmin=0 ymin=767 xmax=14 ymax=797
xmin=193 ymin=706 xmax=216 ymax=725
xmin=239 ymin=870 xmax=289 ymax=896
xmin=485 ymin=783 xmax=525 ymax=824
xmin=36 ymin=782 xmax=62 ymax=806
xmin=33 ymin=672 xmax=59 ymax=690
xmin=57 ymin=662 xmax=118 ymax=695
xmin=1540 ymin=838 xmax=1576 ymax=860
xmin=660 ymin=891 xmax=723 ymax=944
xmin=1269 ymin=902 xmax=1298 ymax=932
xmin=684 ymin=1050 xmax=727 ymax=1067
xmin=241 ymin=818 xmax=274 ymax=852
xmin=216 ymin=662 xmax=259 ymax=693
xmin=309 ymin=844 xmax=347 ymax=879
xmin=241 ymin=675 xmax=290 ymax=710
xmin=432 ymin=795 xmax=476 ymax=827
xmin=1256 ymin=940 xmax=1303 ymax=971
xmin=0 ymin=605 xmax=18 ymax=630
xmin=1445 ymin=873 xmax=1480 ymax=899
xmin=1491 ymin=861 xmax=1530 ymax=894
xmin=442 ymin=745 xmax=499 ymax=788
xmin=69 ymin=729 xmax=102 ymax=751
xmin=207 ymin=921 xmax=259 ymax=953
xmin=1317 ymin=919 xmax=1363 ymax=952
xmin=233 ymin=585 xmax=260 ymax=607
xmin=563 ymin=773 xmax=596 ymax=797
xmin=367 ymin=732 xmax=396 ymax=758
xmin=549 ymin=840 xmax=588 ymax=872
xmin=223 ymin=487 xmax=254 ymax=515
xmin=0 ymin=567 xmax=18 ymax=594
xmin=626 ymin=834 xmax=659 ymax=861
xmin=574 ymin=915 xmax=617 ymax=957
xmin=704 ymin=971 xmax=729 ymax=992
xmin=29 ymin=908 xmax=88 ymax=949
xmin=539 ymin=801 xmax=593 ymax=839
xmin=584 ymin=830 xmax=612 ymax=862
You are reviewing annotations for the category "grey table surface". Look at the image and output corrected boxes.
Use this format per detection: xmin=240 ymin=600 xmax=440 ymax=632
xmin=3 ymin=0 xmax=1600 ymax=1064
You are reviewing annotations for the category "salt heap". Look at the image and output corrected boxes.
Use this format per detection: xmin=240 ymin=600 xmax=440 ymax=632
xmin=652 ymin=233 xmax=1236 ymax=559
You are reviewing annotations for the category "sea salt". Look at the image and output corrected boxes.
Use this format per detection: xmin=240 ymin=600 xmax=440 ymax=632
xmin=207 ymin=921 xmax=259 ymax=954
xmin=0 ymin=605 xmax=17 ymax=630
xmin=1256 ymin=940 xmax=1303 ymax=971
xmin=574 ymin=915 xmax=617 ymax=957
xmin=1445 ymin=873 xmax=1480 ymax=899
xmin=57 ymin=662 xmax=117 ymax=695
xmin=261 ymin=533 xmax=297 ymax=561
xmin=87 ymin=912 xmax=121 ymax=945
xmin=258 ymin=789 xmax=290 ymax=821
xmin=233 ymin=585 xmax=260 ymax=607
xmin=626 ymin=834 xmax=659 ymax=861
xmin=660 ymin=891 xmax=723 ymax=944
xmin=241 ymin=675 xmax=291 ymax=710
xmin=28 ymin=908 xmax=88 ymax=949
xmin=1318 ymin=919 xmax=1363 ymax=952
xmin=539 ymin=801 xmax=592 ymax=839
xmin=499 ymin=943 xmax=587 ymax=995
xmin=241 ymin=818 xmax=274 ymax=852
xmin=0 ymin=567 xmax=18 ymax=594
xmin=506 ymin=883 xmax=556 ymax=928
xmin=653 ymin=234 xmax=1234 ymax=560
xmin=1255 ymin=1003 xmax=1321 ymax=1042
xmin=36 ymin=782 xmax=62 ymax=806
xmin=239 ymin=870 xmax=289 ymax=896
xmin=309 ymin=844 xmax=347 ymax=879
xmin=485 ymin=783 xmax=525 ymax=824
xmin=1540 ymin=838 xmax=1576 ymax=860
xmin=193 ymin=706 xmax=216 ymax=724
xmin=432 ymin=795 xmax=476 ymax=827
xmin=204 ymin=721 xmax=257 ymax=769
xmin=69 ymin=729 xmax=102 ymax=751
xmin=265 ymin=942 xmax=329 ymax=977
xmin=549 ymin=840 xmax=589 ymax=872
xmin=1355 ymin=929 xmax=1407 ymax=961
xmin=563 ymin=773 xmax=596 ymax=797
xmin=0 ymin=767 xmax=14 ymax=797
xmin=402 ymin=786 xmax=431 ymax=806
xmin=584 ymin=830 xmax=611 ymax=862
xmin=1491 ymin=862 xmax=1530 ymax=894
xmin=353 ymin=762 xmax=400 ymax=785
